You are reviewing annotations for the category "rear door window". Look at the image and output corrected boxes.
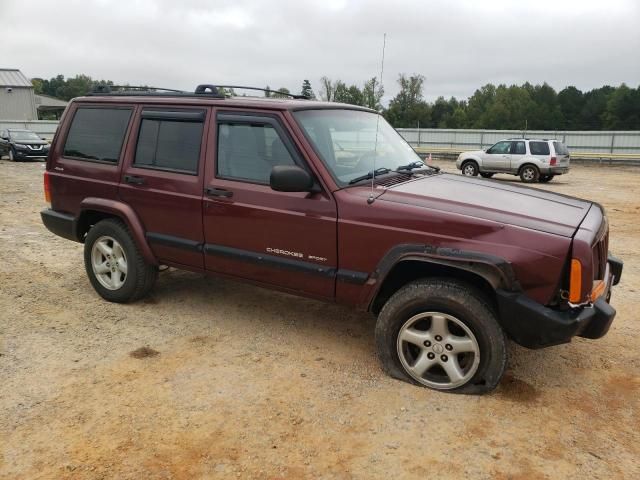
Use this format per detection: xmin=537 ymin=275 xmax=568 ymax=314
xmin=511 ymin=141 xmax=526 ymax=155
xmin=529 ymin=141 xmax=550 ymax=155
xmin=133 ymin=110 xmax=205 ymax=174
xmin=63 ymin=107 xmax=132 ymax=162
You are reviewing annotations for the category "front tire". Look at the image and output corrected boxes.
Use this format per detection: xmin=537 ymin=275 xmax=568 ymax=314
xmin=479 ymin=172 xmax=494 ymax=178
xmin=9 ymin=148 xmax=15 ymax=161
xmin=375 ymin=279 xmax=507 ymax=394
xmin=519 ymin=165 xmax=540 ymax=183
xmin=84 ymin=219 xmax=157 ymax=303
xmin=461 ymin=161 xmax=479 ymax=177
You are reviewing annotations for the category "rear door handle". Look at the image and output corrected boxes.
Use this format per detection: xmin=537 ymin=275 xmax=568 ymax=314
xmin=205 ymin=187 xmax=233 ymax=198
xmin=124 ymin=175 xmax=145 ymax=185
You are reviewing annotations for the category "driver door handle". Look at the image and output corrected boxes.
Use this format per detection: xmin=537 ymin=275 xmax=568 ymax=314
xmin=205 ymin=187 xmax=233 ymax=198
xmin=124 ymin=175 xmax=145 ymax=185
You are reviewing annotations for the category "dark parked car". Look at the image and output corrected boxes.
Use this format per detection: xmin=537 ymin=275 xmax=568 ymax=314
xmin=40 ymin=85 xmax=623 ymax=394
xmin=0 ymin=129 xmax=50 ymax=160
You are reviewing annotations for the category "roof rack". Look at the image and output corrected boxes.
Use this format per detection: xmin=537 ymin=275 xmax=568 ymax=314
xmin=87 ymin=84 xmax=225 ymax=98
xmin=87 ymin=84 xmax=307 ymax=100
xmin=207 ymin=85 xmax=307 ymax=99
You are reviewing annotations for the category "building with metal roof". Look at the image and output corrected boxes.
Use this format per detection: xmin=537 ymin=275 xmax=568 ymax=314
xmin=0 ymin=68 xmax=68 ymax=120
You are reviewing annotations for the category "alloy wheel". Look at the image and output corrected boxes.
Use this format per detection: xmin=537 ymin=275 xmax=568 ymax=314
xmin=462 ymin=164 xmax=476 ymax=176
xmin=91 ymin=235 xmax=128 ymax=290
xmin=397 ymin=312 xmax=480 ymax=389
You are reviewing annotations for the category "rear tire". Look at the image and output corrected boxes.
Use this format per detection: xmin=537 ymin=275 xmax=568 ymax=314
xmin=375 ymin=278 xmax=507 ymax=394
xmin=461 ymin=161 xmax=479 ymax=177
xmin=519 ymin=165 xmax=540 ymax=183
xmin=539 ymin=174 xmax=554 ymax=183
xmin=480 ymin=172 xmax=494 ymax=178
xmin=84 ymin=219 xmax=157 ymax=303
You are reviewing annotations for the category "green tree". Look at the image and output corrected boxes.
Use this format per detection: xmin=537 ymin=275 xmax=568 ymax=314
xmin=603 ymin=84 xmax=640 ymax=129
xmin=319 ymin=77 xmax=334 ymax=102
xmin=272 ymin=87 xmax=291 ymax=98
xmin=579 ymin=86 xmax=614 ymax=130
xmin=383 ymin=74 xmax=431 ymax=128
xmin=557 ymin=86 xmax=584 ymax=129
xmin=362 ymin=77 xmax=384 ymax=110
xmin=301 ymin=79 xmax=315 ymax=99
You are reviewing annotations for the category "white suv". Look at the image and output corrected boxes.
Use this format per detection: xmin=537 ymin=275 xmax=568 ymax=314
xmin=455 ymin=139 xmax=570 ymax=183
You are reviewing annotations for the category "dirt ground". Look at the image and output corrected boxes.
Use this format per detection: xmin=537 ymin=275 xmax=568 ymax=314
xmin=1 ymin=159 xmax=639 ymax=480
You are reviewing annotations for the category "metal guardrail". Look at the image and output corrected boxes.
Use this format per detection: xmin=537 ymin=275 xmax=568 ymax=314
xmin=398 ymin=128 xmax=640 ymax=156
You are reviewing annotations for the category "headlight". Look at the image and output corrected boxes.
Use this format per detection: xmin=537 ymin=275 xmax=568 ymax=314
xmin=14 ymin=143 xmax=27 ymax=148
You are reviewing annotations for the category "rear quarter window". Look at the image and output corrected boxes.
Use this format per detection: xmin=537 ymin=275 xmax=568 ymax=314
xmin=553 ymin=141 xmax=570 ymax=155
xmin=63 ymin=107 xmax=132 ymax=162
xmin=529 ymin=141 xmax=550 ymax=155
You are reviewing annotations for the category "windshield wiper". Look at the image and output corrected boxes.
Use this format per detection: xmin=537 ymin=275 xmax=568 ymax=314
xmin=396 ymin=160 xmax=441 ymax=173
xmin=395 ymin=161 xmax=424 ymax=171
xmin=348 ymin=167 xmax=392 ymax=185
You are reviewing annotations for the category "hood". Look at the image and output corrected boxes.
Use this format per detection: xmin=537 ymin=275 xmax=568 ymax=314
xmin=379 ymin=173 xmax=592 ymax=237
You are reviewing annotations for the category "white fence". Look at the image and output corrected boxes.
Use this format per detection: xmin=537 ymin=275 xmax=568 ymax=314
xmin=396 ymin=128 xmax=640 ymax=155
xmin=0 ymin=120 xmax=59 ymax=140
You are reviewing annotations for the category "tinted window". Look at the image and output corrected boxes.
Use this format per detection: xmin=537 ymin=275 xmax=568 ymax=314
xmin=511 ymin=141 xmax=526 ymax=155
xmin=134 ymin=117 xmax=203 ymax=174
xmin=487 ymin=141 xmax=511 ymax=154
xmin=553 ymin=141 xmax=569 ymax=155
xmin=64 ymin=107 xmax=132 ymax=162
xmin=217 ymin=122 xmax=295 ymax=183
xmin=529 ymin=141 xmax=550 ymax=155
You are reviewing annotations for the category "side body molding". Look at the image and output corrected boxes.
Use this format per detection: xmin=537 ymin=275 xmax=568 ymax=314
xmin=77 ymin=197 xmax=158 ymax=265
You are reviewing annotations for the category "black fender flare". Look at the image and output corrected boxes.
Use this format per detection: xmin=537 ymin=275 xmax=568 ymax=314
xmin=366 ymin=243 xmax=521 ymax=309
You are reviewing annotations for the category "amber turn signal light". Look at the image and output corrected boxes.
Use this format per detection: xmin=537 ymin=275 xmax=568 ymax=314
xmin=569 ymin=259 xmax=582 ymax=303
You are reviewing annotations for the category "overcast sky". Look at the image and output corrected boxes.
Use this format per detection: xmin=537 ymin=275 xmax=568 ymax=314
xmin=3 ymin=0 xmax=639 ymax=103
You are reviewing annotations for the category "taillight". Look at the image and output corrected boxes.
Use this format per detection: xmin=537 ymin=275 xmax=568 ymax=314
xmin=44 ymin=171 xmax=51 ymax=203
xmin=569 ymin=259 xmax=582 ymax=303
xmin=550 ymin=156 xmax=557 ymax=166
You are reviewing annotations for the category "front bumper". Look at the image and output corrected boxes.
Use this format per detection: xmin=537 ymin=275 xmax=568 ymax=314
xmin=14 ymin=148 xmax=49 ymax=159
xmin=496 ymin=254 xmax=622 ymax=349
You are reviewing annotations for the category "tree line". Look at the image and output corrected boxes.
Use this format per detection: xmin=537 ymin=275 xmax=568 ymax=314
xmin=32 ymin=74 xmax=639 ymax=130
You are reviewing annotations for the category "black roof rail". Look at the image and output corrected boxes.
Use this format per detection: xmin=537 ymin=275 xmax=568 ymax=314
xmin=87 ymin=84 xmax=225 ymax=98
xmin=202 ymin=85 xmax=308 ymax=99
xmin=86 ymin=84 xmax=307 ymax=100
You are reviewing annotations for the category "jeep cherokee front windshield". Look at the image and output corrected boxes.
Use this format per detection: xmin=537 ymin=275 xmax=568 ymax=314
xmin=293 ymin=109 xmax=427 ymax=187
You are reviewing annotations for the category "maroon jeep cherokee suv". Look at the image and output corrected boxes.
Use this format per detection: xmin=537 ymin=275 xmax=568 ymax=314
xmin=41 ymin=85 xmax=623 ymax=394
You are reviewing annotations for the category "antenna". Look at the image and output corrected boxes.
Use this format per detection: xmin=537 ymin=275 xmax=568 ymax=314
xmin=368 ymin=32 xmax=387 ymax=205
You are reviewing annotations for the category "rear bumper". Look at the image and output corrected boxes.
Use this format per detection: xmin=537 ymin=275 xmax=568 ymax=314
xmin=541 ymin=166 xmax=569 ymax=175
xmin=496 ymin=254 xmax=622 ymax=348
xmin=41 ymin=208 xmax=78 ymax=242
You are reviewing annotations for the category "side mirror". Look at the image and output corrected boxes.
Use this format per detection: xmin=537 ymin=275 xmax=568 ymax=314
xmin=270 ymin=165 xmax=315 ymax=192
